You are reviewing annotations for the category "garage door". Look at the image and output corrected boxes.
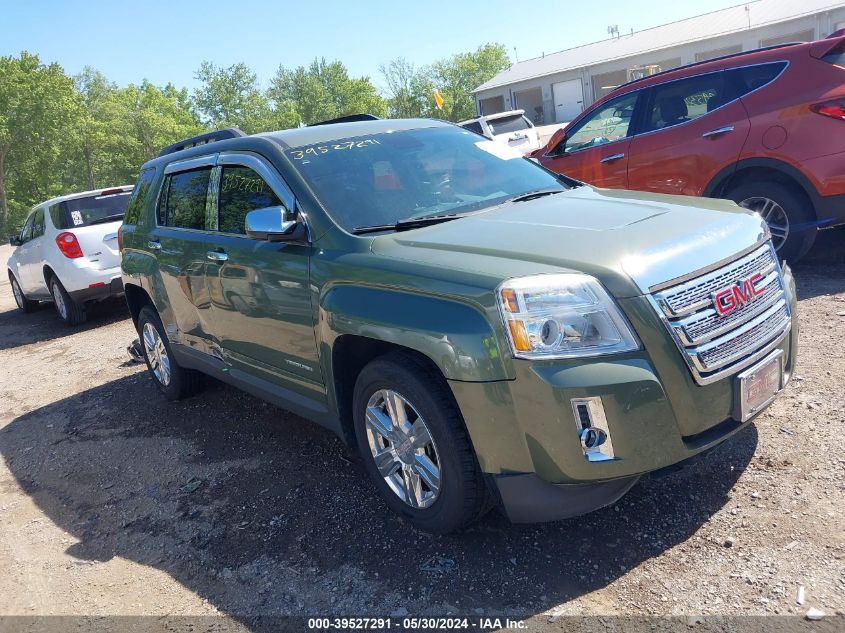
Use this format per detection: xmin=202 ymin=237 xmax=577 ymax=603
xmin=552 ymin=79 xmax=583 ymax=123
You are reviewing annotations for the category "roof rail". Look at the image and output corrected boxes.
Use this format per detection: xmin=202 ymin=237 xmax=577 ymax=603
xmin=619 ymin=42 xmax=801 ymax=91
xmin=158 ymin=128 xmax=246 ymax=157
xmin=309 ymin=113 xmax=381 ymax=126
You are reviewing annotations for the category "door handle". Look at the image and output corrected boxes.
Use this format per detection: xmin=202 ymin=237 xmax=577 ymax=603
xmin=600 ymin=153 xmax=625 ymax=163
xmin=702 ymin=125 xmax=734 ymax=138
xmin=147 ymin=240 xmax=162 ymax=251
xmin=206 ymin=250 xmax=229 ymax=262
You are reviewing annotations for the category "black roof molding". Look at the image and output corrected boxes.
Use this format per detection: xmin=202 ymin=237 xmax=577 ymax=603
xmin=309 ymin=114 xmax=381 ymax=126
xmin=158 ymin=128 xmax=247 ymax=157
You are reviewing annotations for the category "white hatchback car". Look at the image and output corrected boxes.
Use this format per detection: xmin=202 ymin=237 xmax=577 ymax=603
xmin=458 ymin=109 xmax=542 ymax=154
xmin=6 ymin=186 xmax=133 ymax=324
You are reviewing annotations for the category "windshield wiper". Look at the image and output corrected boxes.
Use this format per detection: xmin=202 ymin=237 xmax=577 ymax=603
xmin=506 ymin=188 xmax=567 ymax=203
xmin=352 ymin=214 xmax=461 ymax=235
xmin=86 ymin=213 xmax=125 ymax=226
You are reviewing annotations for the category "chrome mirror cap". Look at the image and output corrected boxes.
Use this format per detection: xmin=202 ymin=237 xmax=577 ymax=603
xmin=245 ymin=206 xmax=298 ymax=241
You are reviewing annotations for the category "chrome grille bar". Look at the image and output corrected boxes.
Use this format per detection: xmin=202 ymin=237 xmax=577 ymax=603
xmin=649 ymin=242 xmax=791 ymax=385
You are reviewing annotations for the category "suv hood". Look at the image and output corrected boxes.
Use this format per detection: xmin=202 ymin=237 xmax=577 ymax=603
xmin=370 ymin=186 xmax=769 ymax=298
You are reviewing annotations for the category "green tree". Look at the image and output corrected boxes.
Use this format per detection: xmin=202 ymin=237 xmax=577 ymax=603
xmin=0 ymin=51 xmax=83 ymax=234
xmin=72 ymin=66 xmax=125 ymax=190
xmin=192 ymin=61 xmax=273 ymax=134
xmin=269 ymin=58 xmax=387 ymax=126
xmin=427 ymin=43 xmax=510 ymax=122
xmin=379 ymin=57 xmax=430 ymax=119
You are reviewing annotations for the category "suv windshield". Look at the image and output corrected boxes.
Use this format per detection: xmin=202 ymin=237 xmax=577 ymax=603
xmin=287 ymin=126 xmax=570 ymax=233
xmin=58 ymin=191 xmax=131 ymax=229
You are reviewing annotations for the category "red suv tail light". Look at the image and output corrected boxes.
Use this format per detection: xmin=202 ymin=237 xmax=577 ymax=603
xmin=55 ymin=232 xmax=83 ymax=258
xmin=811 ymin=100 xmax=845 ymax=121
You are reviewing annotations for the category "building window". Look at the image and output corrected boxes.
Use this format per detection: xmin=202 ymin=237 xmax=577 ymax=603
xmin=760 ymin=29 xmax=814 ymax=47
xmin=695 ymin=45 xmax=742 ymax=62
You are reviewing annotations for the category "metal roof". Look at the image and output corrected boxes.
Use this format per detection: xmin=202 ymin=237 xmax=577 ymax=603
xmin=474 ymin=0 xmax=845 ymax=93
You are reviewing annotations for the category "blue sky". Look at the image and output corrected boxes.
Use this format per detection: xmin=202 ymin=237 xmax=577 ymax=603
xmin=1 ymin=0 xmax=743 ymax=91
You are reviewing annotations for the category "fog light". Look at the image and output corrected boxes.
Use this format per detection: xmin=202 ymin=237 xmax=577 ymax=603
xmin=570 ymin=397 xmax=615 ymax=462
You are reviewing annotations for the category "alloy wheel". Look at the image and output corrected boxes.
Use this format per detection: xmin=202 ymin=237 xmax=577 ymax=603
xmin=11 ymin=279 xmax=24 ymax=309
xmin=51 ymin=281 xmax=68 ymax=320
xmin=142 ymin=322 xmax=172 ymax=387
xmin=739 ymin=196 xmax=789 ymax=251
xmin=364 ymin=389 xmax=441 ymax=509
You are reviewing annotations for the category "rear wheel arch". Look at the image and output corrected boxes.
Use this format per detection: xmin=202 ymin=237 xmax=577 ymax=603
xmin=42 ymin=264 xmax=57 ymax=287
xmin=124 ymin=282 xmax=155 ymax=328
xmin=705 ymin=158 xmax=820 ymax=216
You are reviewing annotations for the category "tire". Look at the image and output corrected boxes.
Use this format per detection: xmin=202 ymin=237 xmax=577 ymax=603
xmin=137 ymin=305 xmax=203 ymax=401
xmin=726 ymin=181 xmax=816 ymax=263
xmin=9 ymin=273 xmax=38 ymax=313
xmin=49 ymin=276 xmax=86 ymax=325
xmin=352 ymin=351 xmax=491 ymax=533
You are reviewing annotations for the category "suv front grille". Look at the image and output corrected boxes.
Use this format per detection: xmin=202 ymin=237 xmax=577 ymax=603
xmin=650 ymin=242 xmax=791 ymax=385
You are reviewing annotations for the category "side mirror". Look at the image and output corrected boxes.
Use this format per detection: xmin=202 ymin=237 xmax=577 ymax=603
xmin=8 ymin=234 xmax=21 ymax=246
xmin=245 ymin=206 xmax=305 ymax=242
xmin=544 ymin=127 xmax=567 ymax=156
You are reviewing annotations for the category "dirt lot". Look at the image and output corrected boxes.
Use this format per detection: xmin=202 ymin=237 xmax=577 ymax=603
xmin=0 ymin=231 xmax=843 ymax=630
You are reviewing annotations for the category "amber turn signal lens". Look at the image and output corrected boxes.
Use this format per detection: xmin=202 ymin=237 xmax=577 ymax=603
xmin=507 ymin=320 xmax=532 ymax=352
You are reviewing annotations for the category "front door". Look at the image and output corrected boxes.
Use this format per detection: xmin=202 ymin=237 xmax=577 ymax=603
xmin=627 ymin=70 xmax=750 ymax=196
xmin=203 ymin=153 xmax=322 ymax=401
xmin=18 ymin=208 xmax=46 ymax=294
xmin=541 ymin=90 xmax=641 ymax=188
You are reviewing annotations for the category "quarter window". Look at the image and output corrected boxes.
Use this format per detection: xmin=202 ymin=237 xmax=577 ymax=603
xmin=643 ymin=73 xmax=724 ymax=134
xmin=460 ymin=121 xmax=485 ymax=136
xmin=727 ymin=63 xmax=786 ymax=98
xmin=558 ymin=91 xmax=639 ymax=154
xmin=48 ymin=204 xmax=62 ymax=230
xmin=218 ymin=166 xmax=282 ymax=235
xmin=161 ymin=168 xmax=212 ymax=230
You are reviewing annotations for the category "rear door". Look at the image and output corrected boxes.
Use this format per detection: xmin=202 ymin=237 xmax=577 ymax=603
xmin=148 ymin=156 xmax=218 ymax=354
xmin=627 ymin=70 xmax=750 ymax=196
xmin=203 ymin=152 xmax=323 ymax=401
xmin=540 ymin=90 xmax=641 ymax=188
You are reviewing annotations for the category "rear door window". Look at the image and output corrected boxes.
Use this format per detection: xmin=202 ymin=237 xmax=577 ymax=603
xmin=727 ymin=62 xmax=787 ymax=98
xmin=160 ymin=168 xmax=212 ymax=230
xmin=487 ymin=114 xmax=531 ymax=135
xmin=218 ymin=166 xmax=282 ymax=235
xmin=59 ymin=191 xmax=131 ymax=228
xmin=642 ymin=72 xmax=726 ymax=133
xmin=31 ymin=208 xmax=45 ymax=239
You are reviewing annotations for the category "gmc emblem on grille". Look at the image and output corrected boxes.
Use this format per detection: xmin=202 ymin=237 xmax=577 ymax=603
xmin=712 ymin=272 xmax=766 ymax=317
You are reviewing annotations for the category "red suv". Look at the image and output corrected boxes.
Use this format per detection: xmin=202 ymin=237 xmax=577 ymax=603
xmin=535 ymin=33 xmax=845 ymax=261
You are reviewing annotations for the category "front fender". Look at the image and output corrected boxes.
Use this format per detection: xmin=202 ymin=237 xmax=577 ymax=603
xmin=319 ymin=284 xmax=511 ymax=382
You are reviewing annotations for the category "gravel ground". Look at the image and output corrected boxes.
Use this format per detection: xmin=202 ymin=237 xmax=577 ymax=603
xmin=0 ymin=230 xmax=843 ymax=630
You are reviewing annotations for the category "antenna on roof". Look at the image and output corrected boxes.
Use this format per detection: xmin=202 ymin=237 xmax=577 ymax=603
xmin=607 ymin=25 xmax=619 ymax=39
xmin=513 ymin=47 xmax=519 ymax=62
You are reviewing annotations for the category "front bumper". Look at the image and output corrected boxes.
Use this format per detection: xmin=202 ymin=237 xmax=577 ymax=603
xmin=449 ymin=268 xmax=798 ymax=522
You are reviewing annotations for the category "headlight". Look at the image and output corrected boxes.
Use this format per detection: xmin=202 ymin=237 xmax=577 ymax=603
xmin=497 ymin=273 xmax=640 ymax=359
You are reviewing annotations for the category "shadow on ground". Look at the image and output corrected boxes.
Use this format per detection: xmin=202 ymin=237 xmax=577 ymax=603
xmin=0 ymin=371 xmax=756 ymax=623
xmin=792 ymin=226 xmax=845 ymax=300
xmin=0 ymin=297 xmax=128 ymax=351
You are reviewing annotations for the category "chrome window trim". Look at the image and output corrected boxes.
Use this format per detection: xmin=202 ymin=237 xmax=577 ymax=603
xmin=215 ymin=151 xmax=309 ymax=242
xmin=156 ymin=154 xmax=219 ymax=230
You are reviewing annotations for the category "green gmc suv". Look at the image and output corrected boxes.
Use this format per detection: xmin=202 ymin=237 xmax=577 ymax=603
xmin=119 ymin=117 xmax=798 ymax=533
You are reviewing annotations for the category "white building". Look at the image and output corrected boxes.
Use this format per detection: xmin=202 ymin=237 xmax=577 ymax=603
xmin=473 ymin=0 xmax=845 ymax=125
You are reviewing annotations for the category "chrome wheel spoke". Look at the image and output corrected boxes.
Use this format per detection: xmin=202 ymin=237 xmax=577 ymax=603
xmin=401 ymin=466 xmax=423 ymax=508
xmin=384 ymin=391 xmax=409 ymax=432
xmin=366 ymin=406 xmax=394 ymax=440
xmin=410 ymin=418 xmax=432 ymax=450
xmin=413 ymin=454 xmax=441 ymax=494
xmin=373 ymin=449 xmax=400 ymax=478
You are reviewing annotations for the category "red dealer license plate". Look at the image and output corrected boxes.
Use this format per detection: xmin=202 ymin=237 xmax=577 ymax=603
xmin=736 ymin=350 xmax=784 ymax=422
